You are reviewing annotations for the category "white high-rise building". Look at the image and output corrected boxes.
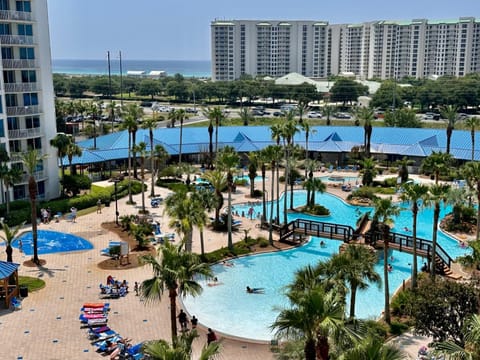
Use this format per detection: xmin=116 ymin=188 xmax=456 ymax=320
xmin=211 ymin=17 xmax=480 ymax=81
xmin=0 ymin=0 xmax=58 ymax=202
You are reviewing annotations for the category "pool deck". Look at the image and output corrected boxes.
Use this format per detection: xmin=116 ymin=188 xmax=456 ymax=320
xmin=0 ymin=171 xmax=440 ymax=359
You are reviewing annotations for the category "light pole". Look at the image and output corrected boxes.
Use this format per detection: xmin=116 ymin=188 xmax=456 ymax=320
xmin=113 ymin=179 xmax=120 ymax=225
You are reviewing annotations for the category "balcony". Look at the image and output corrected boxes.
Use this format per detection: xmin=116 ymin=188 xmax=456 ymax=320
xmin=6 ymin=105 xmax=41 ymax=116
xmin=2 ymin=59 xmax=38 ymax=69
xmin=4 ymin=82 xmax=39 ymax=93
xmin=8 ymin=127 xmax=42 ymax=139
xmin=0 ymin=34 xmax=34 ymax=45
xmin=0 ymin=10 xmax=33 ymax=22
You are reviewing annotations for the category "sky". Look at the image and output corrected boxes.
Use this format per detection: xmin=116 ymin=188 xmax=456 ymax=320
xmin=47 ymin=0 xmax=480 ymax=61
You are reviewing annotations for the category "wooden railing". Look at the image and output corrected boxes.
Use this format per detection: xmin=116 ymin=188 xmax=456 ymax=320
xmin=364 ymin=230 xmax=453 ymax=269
xmin=279 ymin=219 xmax=354 ymax=243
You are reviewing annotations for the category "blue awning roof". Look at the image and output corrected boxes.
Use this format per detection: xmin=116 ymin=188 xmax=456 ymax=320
xmin=0 ymin=261 xmax=19 ymax=279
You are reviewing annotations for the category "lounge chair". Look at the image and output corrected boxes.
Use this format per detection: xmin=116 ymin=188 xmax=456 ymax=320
xmin=11 ymin=296 xmax=22 ymax=311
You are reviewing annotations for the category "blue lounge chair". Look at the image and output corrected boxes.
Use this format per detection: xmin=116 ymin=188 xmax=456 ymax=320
xmin=11 ymin=296 xmax=22 ymax=311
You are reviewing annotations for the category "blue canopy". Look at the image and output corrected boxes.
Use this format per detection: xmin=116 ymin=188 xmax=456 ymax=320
xmin=0 ymin=261 xmax=19 ymax=279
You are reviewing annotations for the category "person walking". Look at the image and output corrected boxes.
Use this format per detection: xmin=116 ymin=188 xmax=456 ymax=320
xmin=97 ymin=199 xmax=102 ymax=214
xmin=207 ymin=328 xmax=217 ymax=345
xmin=191 ymin=315 xmax=198 ymax=329
xmin=178 ymin=309 xmax=189 ymax=332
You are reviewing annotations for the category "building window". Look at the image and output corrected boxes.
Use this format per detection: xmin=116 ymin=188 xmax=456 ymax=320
xmin=9 ymin=140 xmax=21 ymax=152
xmin=27 ymin=137 xmax=41 ymax=150
xmin=0 ymin=119 xmax=4 ymax=137
xmin=25 ymin=116 xmax=39 ymax=128
xmin=17 ymin=24 xmax=33 ymax=36
xmin=21 ymin=70 xmax=36 ymax=83
xmin=1 ymin=47 xmax=13 ymax=59
xmin=15 ymin=1 xmax=31 ymax=12
xmin=4 ymin=70 xmax=15 ymax=83
xmin=0 ymin=23 xmax=11 ymax=35
xmin=19 ymin=47 xmax=35 ymax=59
xmin=13 ymin=185 xmax=25 ymax=201
xmin=6 ymin=94 xmax=17 ymax=107
xmin=23 ymin=92 xmax=38 ymax=106
xmin=7 ymin=117 xmax=19 ymax=130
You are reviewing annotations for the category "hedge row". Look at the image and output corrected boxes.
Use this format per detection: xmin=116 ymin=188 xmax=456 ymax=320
xmin=1 ymin=179 xmax=144 ymax=227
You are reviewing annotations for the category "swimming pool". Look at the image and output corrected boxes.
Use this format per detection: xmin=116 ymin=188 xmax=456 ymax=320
xmin=234 ymin=175 xmax=266 ymax=183
xmin=184 ymin=191 xmax=468 ymax=341
xmin=318 ymin=175 xmax=359 ymax=183
xmin=14 ymin=230 xmax=93 ymax=255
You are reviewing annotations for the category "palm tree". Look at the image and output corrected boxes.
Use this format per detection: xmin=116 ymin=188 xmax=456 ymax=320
xmin=339 ymin=336 xmax=407 ymax=360
xmin=203 ymin=107 xmax=224 ymax=163
xmin=271 ymin=284 xmax=347 ymax=360
xmin=281 ymin=118 xmax=300 ymax=224
xmin=165 ymin=188 xmax=206 ymax=252
xmin=133 ymin=142 xmax=148 ymax=213
xmin=462 ymin=161 xmax=480 ymax=241
xmin=128 ymin=104 xmax=143 ymax=178
xmin=3 ymin=167 xmax=22 ymax=215
xmin=107 ymin=100 xmax=119 ymax=134
xmin=396 ymin=156 xmax=414 ymax=184
xmin=300 ymin=119 xmax=317 ymax=178
xmin=66 ymin=141 xmax=82 ymax=176
xmin=0 ymin=221 xmax=24 ymax=263
xmin=85 ymin=101 xmax=100 ymax=149
xmin=261 ymin=145 xmax=278 ymax=244
xmin=421 ymin=151 xmax=452 ymax=184
xmin=356 ymin=107 xmax=375 ymax=157
xmin=256 ymin=149 xmax=268 ymax=222
xmin=173 ymin=109 xmax=187 ymax=164
xmin=400 ymin=183 xmax=429 ymax=288
xmin=239 ymin=107 xmax=253 ymax=126
xmin=322 ymin=105 xmax=335 ymax=126
xmin=143 ymin=330 xmax=221 ymax=360
xmin=202 ymin=169 xmax=226 ymax=227
xmin=433 ymin=314 xmax=480 ymax=360
xmin=190 ymin=188 xmax=216 ymax=255
xmin=121 ymin=104 xmax=140 ymax=203
xmin=465 ymin=116 xmax=479 ymax=161
xmin=271 ymin=123 xmax=283 ymax=223
xmin=440 ymin=104 xmax=459 ymax=154
xmin=20 ymin=149 xmax=47 ymax=265
xmin=303 ymin=177 xmax=326 ymax=208
xmin=216 ymin=146 xmax=240 ymax=251
xmin=140 ymin=241 xmax=212 ymax=342
xmin=359 ymin=157 xmax=377 ymax=187
xmin=50 ymin=132 xmax=71 ymax=186
xmin=142 ymin=114 xmax=161 ymax=197
xmin=247 ymin=152 xmax=258 ymax=198
xmin=329 ymin=245 xmax=381 ymax=320
xmin=424 ymin=183 xmax=450 ymax=281
xmin=154 ymin=144 xmax=169 ymax=180
xmin=372 ymin=197 xmax=400 ymax=324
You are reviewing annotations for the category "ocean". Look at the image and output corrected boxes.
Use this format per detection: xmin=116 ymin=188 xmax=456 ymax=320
xmin=52 ymin=59 xmax=211 ymax=78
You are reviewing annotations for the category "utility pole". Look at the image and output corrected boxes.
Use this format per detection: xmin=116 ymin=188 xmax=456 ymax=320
xmin=119 ymin=51 xmax=123 ymax=108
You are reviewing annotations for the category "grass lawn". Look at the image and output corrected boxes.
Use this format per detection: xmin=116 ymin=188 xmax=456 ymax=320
xmin=19 ymin=276 xmax=45 ymax=292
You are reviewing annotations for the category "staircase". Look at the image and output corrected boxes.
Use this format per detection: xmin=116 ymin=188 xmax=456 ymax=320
xmin=435 ymin=256 xmax=462 ymax=280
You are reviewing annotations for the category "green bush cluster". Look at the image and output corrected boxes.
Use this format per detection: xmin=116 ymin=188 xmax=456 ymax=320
xmin=303 ymin=204 xmax=330 ymax=216
xmin=201 ymin=236 xmax=267 ymax=263
xmin=1 ymin=179 xmax=142 ymax=227
xmin=234 ymin=178 xmax=248 ymax=186
xmin=346 ymin=187 xmax=379 ymax=201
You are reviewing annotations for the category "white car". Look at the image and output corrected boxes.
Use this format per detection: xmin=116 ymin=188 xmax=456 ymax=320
xmin=307 ymin=111 xmax=322 ymax=118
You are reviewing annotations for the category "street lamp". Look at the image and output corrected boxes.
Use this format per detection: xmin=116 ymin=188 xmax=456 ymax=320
xmin=113 ymin=179 xmax=120 ymax=225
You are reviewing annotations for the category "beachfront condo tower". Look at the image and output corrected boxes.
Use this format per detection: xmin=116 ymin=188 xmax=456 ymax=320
xmin=211 ymin=17 xmax=480 ymax=81
xmin=0 ymin=0 xmax=58 ymax=202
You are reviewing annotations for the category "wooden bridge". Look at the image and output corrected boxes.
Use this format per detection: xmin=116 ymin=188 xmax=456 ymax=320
xmin=364 ymin=230 xmax=455 ymax=275
xmin=278 ymin=218 xmax=455 ymax=274
xmin=279 ymin=219 xmax=354 ymax=244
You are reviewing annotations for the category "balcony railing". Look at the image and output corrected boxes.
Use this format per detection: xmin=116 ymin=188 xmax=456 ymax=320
xmin=6 ymin=105 xmax=41 ymax=116
xmin=2 ymin=59 xmax=38 ymax=69
xmin=4 ymin=82 xmax=39 ymax=93
xmin=0 ymin=10 xmax=33 ymax=22
xmin=8 ymin=127 xmax=42 ymax=139
xmin=0 ymin=34 xmax=34 ymax=45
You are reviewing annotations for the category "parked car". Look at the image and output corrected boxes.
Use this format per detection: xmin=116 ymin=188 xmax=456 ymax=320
xmin=273 ymin=111 xmax=283 ymax=117
xmin=423 ymin=112 xmax=440 ymax=120
xmin=307 ymin=111 xmax=322 ymax=119
xmin=252 ymin=110 xmax=264 ymax=116
xmin=335 ymin=112 xmax=352 ymax=119
xmin=185 ymin=107 xmax=198 ymax=114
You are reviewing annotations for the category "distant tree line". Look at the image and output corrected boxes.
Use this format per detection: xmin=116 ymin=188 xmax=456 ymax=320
xmin=53 ymin=72 xmax=480 ymax=111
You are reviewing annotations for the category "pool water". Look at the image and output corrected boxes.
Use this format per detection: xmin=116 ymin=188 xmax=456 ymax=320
xmin=318 ymin=175 xmax=359 ymax=183
xmin=234 ymin=175 xmax=266 ymax=184
xmin=14 ymin=230 xmax=93 ymax=255
xmin=184 ymin=191 xmax=469 ymax=341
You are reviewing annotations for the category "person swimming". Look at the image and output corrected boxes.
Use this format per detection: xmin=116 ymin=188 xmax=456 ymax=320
xmin=246 ymin=286 xmax=264 ymax=294
xmin=320 ymin=241 xmax=326 ymax=248
xmin=208 ymin=277 xmax=222 ymax=286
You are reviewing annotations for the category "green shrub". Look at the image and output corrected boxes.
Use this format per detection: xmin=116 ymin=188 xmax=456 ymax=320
xmin=303 ymin=204 xmax=330 ymax=216
xmin=259 ymin=238 xmax=269 ymax=247
xmin=234 ymin=178 xmax=248 ymax=186
xmin=383 ymin=177 xmax=398 ymax=187
xmin=347 ymin=187 xmax=378 ymax=201
xmin=374 ymin=187 xmax=396 ymax=195
xmin=62 ymin=174 xmax=92 ymax=196
xmin=391 ymin=289 xmax=415 ymax=317
xmin=252 ymin=189 xmax=263 ymax=198
xmin=389 ymin=321 xmax=409 ymax=335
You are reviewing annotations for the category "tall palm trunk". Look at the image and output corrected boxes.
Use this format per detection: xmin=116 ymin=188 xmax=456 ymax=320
xmin=208 ymin=123 xmax=214 ymax=169
xmin=179 ymin=119 xmax=183 ymax=164
xmin=169 ymin=288 xmax=178 ymax=342
xmin=276 ymin=162 xmax=280 ymax=223
xmin=132 ymin=132 xmax=138 ymax=178
xmin=185 ymin=230 xmax=193 ymax=252
xmin=269 ymin=161 xmax=275 ymax=245
xmin=149 ymin=129 xmax=155 ymax=197
xmin=227 ymin=172 xmax=233 ymax=250
xmin=141 ymin=157 xmax=146 ymax=213
xmin=431 ymin=202 xmax=440 ymax=282
xmin=128 ymin=132 xmax=133 ymax=203
xmin=383 ymin=225 xmax=391 ymax=324
xmin=29 ymin=177 xmax=39 ymax=264
xmin=412 ymin=205 xmax=418 ymax=288
xmin=349 ymin=285 xmax=358 ymax=319
xmin=283 ymin=163 xmax=289 ymax=225
xmin=215 ymin=119 xmax=219 ymax=158
xmin=476 ymin=180 xmax=480 ymax=241
xmin=471 ymin=128 xmax=475 ymax=161
xmin=304 ymin=338 xmax=316 ymax=360
xmin=316 ymin=334 xmax=330 ymax=360
xmin=261 ymin=163 xmax=266 ymax=222
xmin=290 ymin=166 xmax=294 ymax=210
xmin=446 ymin=126 xmax=453 ymax=154
xmin=200 ymin=230 xmax=205 ymax=255
xmin=6 ymin=245 xmax=12 ymax=262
